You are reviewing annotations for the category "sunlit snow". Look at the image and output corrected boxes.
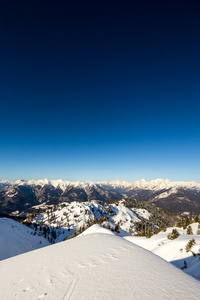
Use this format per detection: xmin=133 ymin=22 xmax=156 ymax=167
xmin=1 ymin=225 xmax=200 ymax=300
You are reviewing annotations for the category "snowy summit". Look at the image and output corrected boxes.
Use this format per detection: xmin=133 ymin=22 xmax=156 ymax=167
xmin=0 ymin=225 xmax=200 ymax=300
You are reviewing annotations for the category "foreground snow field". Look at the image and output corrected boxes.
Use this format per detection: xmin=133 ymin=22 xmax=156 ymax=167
xmin=1 ymin=225 xmax=200 ymax=300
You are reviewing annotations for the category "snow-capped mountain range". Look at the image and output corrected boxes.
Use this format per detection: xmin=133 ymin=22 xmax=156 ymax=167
xmin=0 ymin=178 xmax=200 ymax=215
xmin=1 ymin=178 xmax=200 ymax=190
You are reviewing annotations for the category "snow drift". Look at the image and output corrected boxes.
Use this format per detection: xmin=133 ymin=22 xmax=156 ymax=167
xmin=0 ymin=225 xmax=200 ymax=300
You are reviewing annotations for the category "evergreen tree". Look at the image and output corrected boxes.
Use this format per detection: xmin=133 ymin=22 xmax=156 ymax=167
xmin=186 ymin=225 xmax=193 ymax=235
xmin=146 ymin=227 xmax=153 ymax=238
xmin=185 ymin=238 xmax=196 ymax=252
xmin=176 ymin=218 xmax=183 ymax=228
xmin=51 ymin=229 xmax=57 ymax=240
xmin=197 ymin=223 xmax=200 ymax=235
xmin=115 ymin=224 xmax=120 ymax=234
xmin=167 ymin=228 xmax=179 ymax=240
xmin=43 ymin=227 xmax=47 ymax=238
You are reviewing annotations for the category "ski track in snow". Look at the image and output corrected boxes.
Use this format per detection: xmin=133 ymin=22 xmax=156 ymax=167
xmin=62 ymin=278 xmax=80 ymax=300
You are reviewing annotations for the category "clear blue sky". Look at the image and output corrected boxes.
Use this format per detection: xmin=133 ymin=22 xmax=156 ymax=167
xmin=0 ymin=0 xmax=200 ymax=182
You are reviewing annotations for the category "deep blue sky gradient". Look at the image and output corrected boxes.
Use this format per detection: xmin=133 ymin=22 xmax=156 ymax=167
xmin=0 ymin=0 xmax=200 ymax=182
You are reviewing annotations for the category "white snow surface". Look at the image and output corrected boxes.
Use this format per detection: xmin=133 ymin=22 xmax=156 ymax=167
xmin=80 ymin=223 xmax=114 ymax=236
xmin=0 ymin=218 xmax=50 ymax=261
xmin=132 ymin=208 xmax=151 ymax=220
xmin=1 ymin=224 xmax=200 ymax=300
xmin=0 ymin=179 xmax=13 ymax=189
xmin=111 ymin=202 xmax=140 ymax=234
xmin=33 ymin=200 xmax=141 ymax=241
xmin=125 ymin=223 xmax=200 ymax=280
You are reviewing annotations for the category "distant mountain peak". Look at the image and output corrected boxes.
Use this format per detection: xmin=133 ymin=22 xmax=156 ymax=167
xmin=1 ymin=178 xmax=200 ymax=215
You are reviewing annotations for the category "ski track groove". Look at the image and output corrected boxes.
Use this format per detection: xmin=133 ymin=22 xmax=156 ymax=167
xmin=62 ymin=278 xmax=79 ymax=300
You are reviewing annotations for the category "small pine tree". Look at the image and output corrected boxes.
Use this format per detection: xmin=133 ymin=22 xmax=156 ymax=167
xmin=106 ymin=223 xmax=111 ymax=229
xmin=67 ymin=223 xmax=70 ymax=231
xmin=197 ymin=223 xmax=200 ymax=235
xmin=176 ymin=218 xmax=183 ymax=228
xmin=56 ymin=220 xmax=61 ymax=229
xmin=115 ymin=224 xmax=120 ymax=234
xmin=186 ymin=225 xmax=193 ymax=235
xmin=43 ymin=227 xmax=47 ymax=238
xmin=185 ymin=238 xmax=196 ymax=253
xmin=167 ymin=228 xmax=179 ymax=240
xmin=146 ymin=227 xmax=153 ymax=238
xmin=183 ymin=222 xmax=187 ymax=230
xmin=51 ymin=229 xmax=57 ymax=240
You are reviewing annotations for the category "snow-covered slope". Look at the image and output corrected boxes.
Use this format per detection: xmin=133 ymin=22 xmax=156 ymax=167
xmin=1 ymin=225 xmax=200 ymax=300
xmin=0 ymin=179 xmax=13 ymax=189
xmin=0 ymin=218 xmax=50 ymax=260
xmin=125 ymin=223 xmax=200 ymax=280
xmin=29 ymin=200 xmax=142 ymax=242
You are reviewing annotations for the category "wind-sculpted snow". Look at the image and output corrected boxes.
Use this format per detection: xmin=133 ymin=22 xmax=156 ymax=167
xmin=0 ymin=225 xmax=200 ymax=300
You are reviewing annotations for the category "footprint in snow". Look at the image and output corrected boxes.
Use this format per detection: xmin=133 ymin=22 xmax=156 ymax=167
xmin=78 ymin=262 xmax=89 ymax=268
xmin=38 ymin=292 xmax=48 ymax=299
xmin=101 ymin=254 xmax=119 ymax=262
xmin=13 ymin=278 xmax=24 ymax=285
xmin=120 ymin=246 xmax=130 ymax=252
xmin=89 ymin=261 xmax=98 ymax=267
xmin=62 ymin=268 xmax=71 ymax=277
xmin=42 ymin=266 xmax=48 ymax=271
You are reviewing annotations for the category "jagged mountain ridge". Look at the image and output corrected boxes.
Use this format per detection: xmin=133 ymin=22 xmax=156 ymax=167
xmin=0 ymin=179 xmax=200 ymax=215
